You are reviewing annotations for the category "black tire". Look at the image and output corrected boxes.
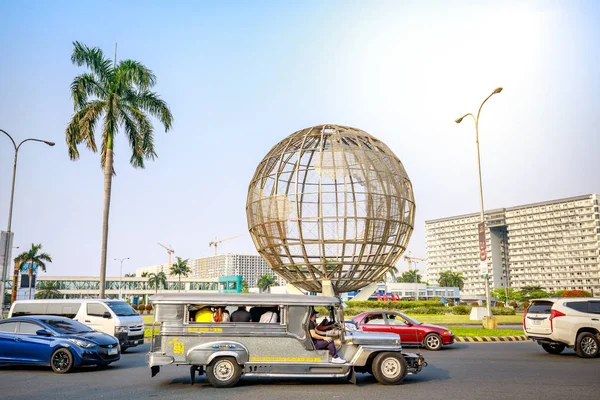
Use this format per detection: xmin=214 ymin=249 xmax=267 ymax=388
xmin=575 ymin=332 xmax=600 ymax=358
xmin=51 ymin=348 xmax=74 ymax=373
xmin=423 ymin=333 xmax=443 ymax=351
xmin=541 ymin=343 xmax=565 ymax=355
xmin=371 ymin=352 xmax=407 ymax=385
xmin=206 ymin=357 xmax=242 ymax=388
xmin=120 ymin=346 xmax=128 ymax=353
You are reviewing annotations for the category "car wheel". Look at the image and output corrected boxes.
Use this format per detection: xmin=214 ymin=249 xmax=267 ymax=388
xmin=576 ymin=332 xmax=600 ymax=358
xmin=541 ymin=343 xmax=565 ymax=355
xmin=371 ymin=352 xmax=407 ymax=385
xmin=51 ymin=348 xmax=74 ymax=373
xmin=206 ymin=357 xmax=242 ymax=388
xmin=423 ymin=333 xmax=443 ymax=351
xmin=120 ymin=346 xmax=128 ymax=353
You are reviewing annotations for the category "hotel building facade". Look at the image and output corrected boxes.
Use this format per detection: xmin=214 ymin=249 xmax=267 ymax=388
xmin=426 ymin=194 xmax=600 ymax=296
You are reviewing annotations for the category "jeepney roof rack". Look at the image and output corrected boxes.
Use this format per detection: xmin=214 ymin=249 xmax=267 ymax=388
xmin=149 ymin=293 xmax=340 ymax=306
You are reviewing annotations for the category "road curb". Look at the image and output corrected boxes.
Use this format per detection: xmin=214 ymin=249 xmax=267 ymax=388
xmin=455 ymin=335 xmax=528 ymax=343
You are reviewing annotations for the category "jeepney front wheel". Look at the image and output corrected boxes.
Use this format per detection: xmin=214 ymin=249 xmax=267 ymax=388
xmin=206 ymin=357 xmax=242 ymax=388
xmin=372 ymin=352 xmax=407 ymax=385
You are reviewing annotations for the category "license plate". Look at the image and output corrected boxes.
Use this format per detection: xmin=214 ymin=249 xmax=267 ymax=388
xmin=108 ymin=347 xmax=118 ymax=355
xmin=532 ymin=320 xmax=541 ymax=325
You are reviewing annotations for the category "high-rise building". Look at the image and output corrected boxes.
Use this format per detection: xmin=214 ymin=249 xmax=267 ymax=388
xmin=426 ymin=194 xmax=600 ymax=296
xmin=136 ymin=254 xmax=286 ymax=287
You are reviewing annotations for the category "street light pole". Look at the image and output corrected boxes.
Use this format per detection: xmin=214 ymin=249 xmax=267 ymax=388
xmin=114 ymin=257 xmax=130 ymax=300
xmin=0 ymin=129 xmax=55 ymax=318
xmin=455 ymin=87 xmax=503 ymax=324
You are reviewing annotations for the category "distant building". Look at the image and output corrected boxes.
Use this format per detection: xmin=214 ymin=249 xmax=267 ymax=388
xmin=426 ymin=194 xmax=600 ymax=296
xmin=136 ymin=254 xmax=286 ymax=287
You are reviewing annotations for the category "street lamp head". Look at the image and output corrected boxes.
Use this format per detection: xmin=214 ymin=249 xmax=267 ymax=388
xmin=43 ymin=141 xmax=55 ymax=146
xmin=455 ymin=117 xmax=464 ymax=124
xmin=493 ymin=87 xmax=503 ymax=94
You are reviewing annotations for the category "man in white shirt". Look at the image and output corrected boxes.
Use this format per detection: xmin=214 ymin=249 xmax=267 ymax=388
xmin=259 ymin=307 xmax=279 ymax=323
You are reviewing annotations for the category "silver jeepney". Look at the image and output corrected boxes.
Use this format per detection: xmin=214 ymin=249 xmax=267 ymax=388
xmin=147 ymin=293 xmax=425 ymax=387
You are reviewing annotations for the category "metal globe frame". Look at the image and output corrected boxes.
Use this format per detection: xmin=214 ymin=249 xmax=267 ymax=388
xmin=246 ymin=124 xmax=415 ymax=293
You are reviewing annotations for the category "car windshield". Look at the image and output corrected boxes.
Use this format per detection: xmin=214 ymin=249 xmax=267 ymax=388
xmin=106 ymin=301 xmax=138 ymax=316
xmin=40 ymin=318 xmax=93 ymax=334
xmin=528 ymin=301 xmax=554 ymax=314
xmin=400 ymin=314 xmax=421 ymax=325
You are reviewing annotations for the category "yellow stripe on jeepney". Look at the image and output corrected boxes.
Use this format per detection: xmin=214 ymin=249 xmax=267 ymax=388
xmin=188 ymin=327 xmax=223 ymax=333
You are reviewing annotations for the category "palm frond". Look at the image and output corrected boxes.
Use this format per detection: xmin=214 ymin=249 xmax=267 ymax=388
xmin=70 ymin=73 xmax=106 ymax=109
xmin=134 ymin=91 xmax=173 ymax=131
xmin=100 ymin=96 xmax=118 ymax=172
xmin=71 ymin=41 xmax=112 ymax=82
xmin=119 ymin=106 xmax=144 ymax=168
xmin=117 ymin=60 xmax=156 ymax=91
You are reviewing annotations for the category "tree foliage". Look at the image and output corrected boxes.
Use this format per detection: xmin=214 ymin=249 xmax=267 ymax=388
xmin=148 ymin=272 xmax=168 ymax=293
xmin=169 ymin=257 xmax=190 ymax=292
xmin=437 ymin=270 xmax=464 ymax=289
xmin=257 ymin=274 xmax=277 ymax=293
xmin=35 ymin=281 xmax=62 ymax=299
xmin=397 ymin=269 xmax=422 ymax=283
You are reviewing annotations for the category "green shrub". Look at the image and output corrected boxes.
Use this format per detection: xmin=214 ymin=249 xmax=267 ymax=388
xmin=345 ymin=300 xmax=445 ymax=310
xmin=471 ymin=302 xmax=480 ymax=307
xmin=560 ymin=290 xmax=592 ymax=298
xmin=146 ymin=304 xmax=153 ymax=312
xmin=314 ymin=306 xmax=329 ymax=315
xmin=521 ymin=301 xmax=530 ymax=310
xmin=459 ymin=302 xmax=467 ymax=306
xmin=131 ymin=304 xmax=138 ymax=310
xmin=496 ymin=301 xmax=505 ymax=308
xmin=447 ymin=301 xmax=455 ymax=307
xmin=451 ymin=305 xmax=472 ymax=315
xmin=492 ymin=306 xmax=515 ymax=315
xmin=404 ymin=307 xmax=445 ymax=315
xmin=509 ymin=301 xmax=518 ymax=308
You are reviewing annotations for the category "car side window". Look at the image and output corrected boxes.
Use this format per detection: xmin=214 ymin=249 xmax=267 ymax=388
xmin=87 ymin=303 xmax=109 ymax=317
xmin=386 ymin=313 xmax=408 ymax=325
xmin=18 ymin=322 xmax=42 ymax=334
xmin=565 ymin=302 xmax=589 ymax=313
xmin=0 ymin=322 xmax=18 ymax=333
xmin=589 ymin=302 xmax=600 ymax=314
xmin=364 ymin=314 xmax=385 ymax=324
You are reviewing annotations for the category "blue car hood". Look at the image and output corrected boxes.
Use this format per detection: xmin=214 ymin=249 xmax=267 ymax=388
xmin=61 ymin=331 xmax=118 ymax=346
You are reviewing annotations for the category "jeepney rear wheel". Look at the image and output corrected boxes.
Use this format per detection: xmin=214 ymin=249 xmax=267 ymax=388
xmin=206 ymin=357 xmax=242 ymax=388
xmin=372 ymin=352 xmax=407 ymax=385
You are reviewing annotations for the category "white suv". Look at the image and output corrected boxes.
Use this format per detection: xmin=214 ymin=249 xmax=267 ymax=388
xmin=524 ymin=298 xmax=600 ymax=358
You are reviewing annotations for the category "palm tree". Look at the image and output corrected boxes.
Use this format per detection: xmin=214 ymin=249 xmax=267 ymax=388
xmin=66 ymin=41 xmax=173 ymax=298
xmin=141 ymin=272 xmax=149 ymax=277
xmin=398 ymin=269 xmax=422 ymax=283
xmin=169 ymin=257 xmax=190 ymax=292
xmin=438 ymin=270 xmax=465 ymax=290
xmin=147 ymin=272 xmax=167 ymax=293
xmin=124 ymin=273 xmax=136 ymax=277
xmin=257 ymin=274 xmax=277 ymax=293
xmin=35 ymin=281 xmax=62 ymax=299
xmin=14 ymin=244 xmax=52 ymax=300
xmin=241 ymin=280 xmax=249 ymax=293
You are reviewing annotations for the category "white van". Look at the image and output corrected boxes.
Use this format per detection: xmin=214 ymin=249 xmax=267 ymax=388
xmin=8 ymin=299 xmax=145 ymax=350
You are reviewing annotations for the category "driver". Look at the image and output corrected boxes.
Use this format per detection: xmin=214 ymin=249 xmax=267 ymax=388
xmin=309 ymin=309 xmax=346 ymax=364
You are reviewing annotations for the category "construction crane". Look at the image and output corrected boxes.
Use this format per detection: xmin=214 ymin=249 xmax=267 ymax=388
xmin=157 ymin=243 xmax=174 ymax=273
xmin=209 ymin=235 xmax=241 ymax=256
xmin=403 ymin=253 xmax=427 ymax=270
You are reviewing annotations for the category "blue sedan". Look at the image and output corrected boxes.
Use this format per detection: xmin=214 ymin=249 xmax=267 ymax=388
xmin=0 ymin=315 xmax=120 ymax=373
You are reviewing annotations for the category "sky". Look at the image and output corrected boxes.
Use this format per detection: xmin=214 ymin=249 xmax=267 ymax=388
xmin=1 ymin=0 xmax=599 ymax=279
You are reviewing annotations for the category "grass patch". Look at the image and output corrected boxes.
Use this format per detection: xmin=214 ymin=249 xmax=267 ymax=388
xmin=142 ymin=315 xmax=154 ymax=324
xmin=144 ymin=327 xmax=160 ymax=338
xmin=451 ymin=327 xmax=524 ymax=337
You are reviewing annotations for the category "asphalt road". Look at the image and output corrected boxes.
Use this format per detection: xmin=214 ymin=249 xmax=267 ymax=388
xmin=0 ymin=342 xmax=598 ymax=400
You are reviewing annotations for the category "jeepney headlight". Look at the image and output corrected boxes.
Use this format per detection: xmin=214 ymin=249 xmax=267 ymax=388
xmin=394 ymin=338 xmax=400 ymax=344
xmin=115 ymin=326 xmax=128 ymax=334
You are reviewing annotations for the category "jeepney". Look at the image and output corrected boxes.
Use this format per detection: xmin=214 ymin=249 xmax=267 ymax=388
xmin=147 ymin=293 xmax=425 ymax=388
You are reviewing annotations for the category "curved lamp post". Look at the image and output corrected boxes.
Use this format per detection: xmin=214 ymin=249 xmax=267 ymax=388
xmin=0 ymin=129 xmax=55 ymax=317
xmin=455 ymin=87 xmax=503 ymax=324
xmin=114 ymin=257 xmax=130 ymax=300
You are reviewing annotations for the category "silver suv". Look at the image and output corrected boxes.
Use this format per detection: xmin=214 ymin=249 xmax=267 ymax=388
xmin=524 ymin=298 xmax=600 ymax=358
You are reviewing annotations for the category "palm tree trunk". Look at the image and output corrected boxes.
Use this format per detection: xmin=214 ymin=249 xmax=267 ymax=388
xmin=11 ymin=259 xmax=20 ymax=303
xmin=28 ymin=265 xmax=33 ymax=300
xmin=99 ymin=148 xmax=114 ymax=298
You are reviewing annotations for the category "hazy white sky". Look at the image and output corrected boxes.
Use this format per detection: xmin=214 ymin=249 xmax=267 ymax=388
xmin=1 ymin=0 xmax=599 ymax=278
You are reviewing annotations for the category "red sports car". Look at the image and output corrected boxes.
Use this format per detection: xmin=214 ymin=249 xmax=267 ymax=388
xmin=351 ymin=310 xmax=455 ymax=351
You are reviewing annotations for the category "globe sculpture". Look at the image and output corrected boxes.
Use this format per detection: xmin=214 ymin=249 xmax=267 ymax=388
xmin=246 ymin=124 xmax=415 ymax=294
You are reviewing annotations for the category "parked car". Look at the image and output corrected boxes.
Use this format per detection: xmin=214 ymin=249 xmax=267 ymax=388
xmin=524 ymin=297 xmax=600 ymax=358
xmin=351 ymin=311 xmax=454 ymax=351
xmin=0 ymin=315 xmax=120 ymax=373
xmin=9 ymin=299 xmax=144 ymax=350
